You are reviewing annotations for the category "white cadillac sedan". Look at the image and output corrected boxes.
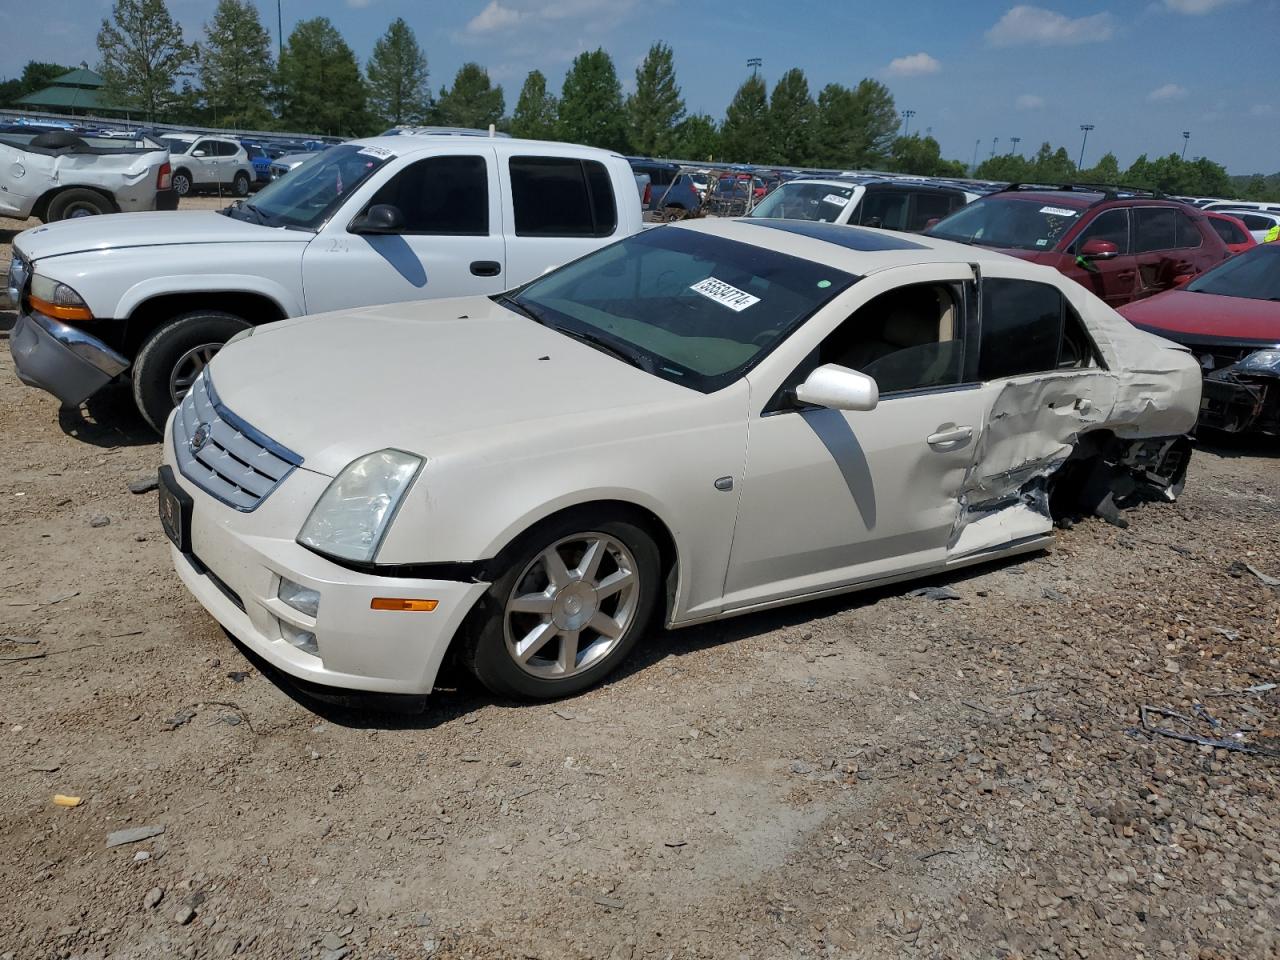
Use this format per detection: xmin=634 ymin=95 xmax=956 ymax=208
xmin=159 ymin=219 xmax=1201 ymax=702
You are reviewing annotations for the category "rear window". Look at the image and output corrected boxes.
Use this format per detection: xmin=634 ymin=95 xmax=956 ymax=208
xmin=510 ymin=156 xmax=617 ymax=238
xmin=929 ymin=196 xmax=1085 ymax=251
xmin=1208 ymin=217 xmax=1247 ymax=245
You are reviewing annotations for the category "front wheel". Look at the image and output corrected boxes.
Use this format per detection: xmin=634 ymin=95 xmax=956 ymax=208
xmin=131 ymin=311 xmax=250 ymax=432
xmin=463 ymin=514 xmax=660 ymax=699
xmin=233 ymin=172 xmax=250 ymax=197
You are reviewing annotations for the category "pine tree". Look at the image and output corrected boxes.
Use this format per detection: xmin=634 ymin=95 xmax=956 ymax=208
xmin=626 ymin=42 xmax=684 ymax=156
xmin=557 ymin=49 xmax=626 ymax=150
xmin=366 ymin=18 xmax=430 ymax=126
xmin=199 ymin=0 xmax=274 ymax=127
xmin=276 ymin=18 xmax=368 ymax=135
xmin=671 ymin=114 xmax=719 ymax=160
xmin=719 ymin=74 xmax=768 ymax=163
xmin=766 ymin=68 xmax=814 ymax=165
xmin=97 ymin=0 xmax=194 ymax=120
xmin=511 ymin=70 xmax=558 ymax=140
xmin=435 ymin=63 xmax=504 ymax=130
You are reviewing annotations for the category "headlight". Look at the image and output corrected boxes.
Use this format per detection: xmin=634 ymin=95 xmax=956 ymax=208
xmin=297 ymin=449 xmax=422 ymax=563
xmin=29 ymin=273 xmax=93 ymax=321
xmin=1234 ymin=349 xmax=1280 ymax=375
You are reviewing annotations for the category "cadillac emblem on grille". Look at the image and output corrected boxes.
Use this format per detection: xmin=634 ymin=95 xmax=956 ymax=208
xmin=189 ymin=422 xmax=212 ymax=454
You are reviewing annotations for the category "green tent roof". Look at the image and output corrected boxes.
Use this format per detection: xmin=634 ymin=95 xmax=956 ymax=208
xmin=49 ymin=68 xmax=105 ymax=89
xmin=16 ymin=68 xmax=132 ymax=114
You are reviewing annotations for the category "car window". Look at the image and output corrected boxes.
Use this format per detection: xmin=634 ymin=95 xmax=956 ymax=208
xmin=238 ymin=144 xmax=392 ymax=230
xmin=366 ymin=155 xmax=489 ymax=235
xmin=750 ymin=182 xmax=857 ymax=223
xmin=1134 ymin=208 xmax=1177 ymax=253
xmin=929 ymin=196 xmax=1085 ymax=251
xmin=1208 ymin=217 xmax=1246 ymax=245
xmin=1239 ymin=213 xmax=1273 ymax=231
xmin=859 ymin=190 xmax=909 ymax=231
xmin=510 ymin=156 xmax=617 ymax=237
xmin=795 ymin=283 xmax=965 ymax=397
xmin=907 ymin=192 xmax=957 ymax=232
xmin=979 ymin=278 xmax=1096 ymax=380
xmin=1173 ymin=211 xmax=1203 ymax=249
xmin=192 ymin=139 xmax=216 ymax=156
xmin=1071 ymin=208 xmax=1130 ymax=254
xmin=1186 ymin=244 xmax=1280 ymax=300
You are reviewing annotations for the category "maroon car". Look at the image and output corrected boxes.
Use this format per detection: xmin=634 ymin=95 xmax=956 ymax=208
xmin=1119 ymin=243 xmax=1280 ymax=434
xmin=928 ymin=184 xmax=1230 ymax=307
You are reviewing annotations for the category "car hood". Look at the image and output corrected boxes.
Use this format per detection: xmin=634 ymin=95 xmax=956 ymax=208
xmin=15 ymin=211 xmax=309 ymax=262
xmin=205 ymin=296 xmax=697 ymax=477
xmin=1119 ymin=289 xmax=1280 ymax=345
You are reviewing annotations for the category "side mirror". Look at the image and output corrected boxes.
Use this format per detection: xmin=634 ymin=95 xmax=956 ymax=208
xmin=1080 ymin=238 xmax=1119 ymax=260
xmin=864 ymin=216 xmax=884 ymax=229
xmin=192 ymin=149 xmax=206 ymax=158
xmin=350 ymin=203 xmax=404 ymax=234
xmin=794 ymin=364 xmax=879 ymax=412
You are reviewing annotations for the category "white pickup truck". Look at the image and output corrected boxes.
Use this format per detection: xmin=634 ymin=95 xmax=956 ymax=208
xmin=8 ymin=134 xmax=643 ymax=430
xmin=0 ymin=129 xmax=176 ymax=221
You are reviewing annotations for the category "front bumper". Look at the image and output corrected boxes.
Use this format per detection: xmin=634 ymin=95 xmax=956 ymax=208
xmin=9 ymin=311 xmax=129 ymax=406
xmin=1200 ymin=375 xmax=1279 ymax=434
xmin=162 ymin=424 xmax=489 ymax=695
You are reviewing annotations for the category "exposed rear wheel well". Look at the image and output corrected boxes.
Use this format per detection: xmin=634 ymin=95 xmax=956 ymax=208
xmin=34 ymin=185 xmax=118 ymax=221
xmin=125 ymin=292 xmax=286 ymax=357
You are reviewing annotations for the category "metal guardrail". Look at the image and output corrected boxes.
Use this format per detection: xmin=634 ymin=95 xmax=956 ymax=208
xmin=0 ymin=107 xmax=340 ymax=143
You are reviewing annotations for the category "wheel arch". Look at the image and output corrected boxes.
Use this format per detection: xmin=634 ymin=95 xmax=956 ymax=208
xmin=33 ymin=185 xmax=119 ymax=221
xmin=123 ymin=287 xmax=293 ymax=357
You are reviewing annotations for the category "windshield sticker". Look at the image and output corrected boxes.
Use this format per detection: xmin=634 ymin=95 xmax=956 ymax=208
xmin=1039 ymin=205 xmax=1079 ymax=218
xmin=822 ymin=193 xmax=851 ymax=206
xmin=358 ymin=145 xmax=394 ymax=159
xmin=1035 ymin=238 xmax=1049 ymax=247
xmin=817 ymin=279 xmax=832 ymax=288
xmin=690 ymin=277 xmax=761 ymax=312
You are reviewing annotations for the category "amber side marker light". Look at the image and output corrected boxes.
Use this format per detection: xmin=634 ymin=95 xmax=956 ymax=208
xmin=29 ymin=295 xmax=93 ymax=322
xmin=370 ymin=598 xmax=439 ymax=612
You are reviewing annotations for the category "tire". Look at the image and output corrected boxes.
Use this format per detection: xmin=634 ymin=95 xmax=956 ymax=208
xmin=232 ymin=172 xmax=250 ymax=197
xmin=131 ymin=311 xmax=250 ymax=432
xmin=463 ymin=511 xmax=661 ymax=700
xmin=46 ymin=188 xmax=112 ymax=221
xmin=172 ymin=170 xmax=192 ymax=197
xmin=662 ymin=205 xmax=686 ymax=222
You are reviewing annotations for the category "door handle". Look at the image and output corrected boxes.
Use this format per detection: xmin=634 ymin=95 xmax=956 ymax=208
xmin=927 ymin=425 xmax=973 ymax=447
xmin=470 ymin=260 xmax=501 ymax=277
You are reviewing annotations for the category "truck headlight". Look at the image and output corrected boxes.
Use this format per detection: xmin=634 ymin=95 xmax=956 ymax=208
xmin=1234 ymin=349 xmax=1280 ymax=375
xmin=29 ymin=273 xmax=93 ymax=321
xmin=297 ymin=449 xmax=422 ymax=563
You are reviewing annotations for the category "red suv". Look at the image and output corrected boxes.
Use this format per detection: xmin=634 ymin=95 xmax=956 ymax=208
xmin=927 ymin=184 xmax=1230 ymax=307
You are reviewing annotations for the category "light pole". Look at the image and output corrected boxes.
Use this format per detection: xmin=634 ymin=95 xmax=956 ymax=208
xmin=901 ymin=109 xmax=916 ymax=137
xmin=1010 ymin=136 xmax=1021 ymax=155
xmin=972 ymin=138 xmax=981 ymax=173
xmin=1078 ymin=124 xmax=1094 ymax=170
xmin=1181 ymin=131 xmax=1191 ymax=160
xmin=990 ymin=136 xmax=999 ymax=159
xmin=747 ymin=57 xmax=762 ymax=76
xmin=277 ymin=0 xmax=283 ymax=59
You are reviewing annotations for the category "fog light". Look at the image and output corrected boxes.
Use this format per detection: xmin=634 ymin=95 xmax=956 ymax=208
xmin=280 ymin=621 xmax=318 ymax=656
xmin=278 ymin=577 xmax=319 ymax=618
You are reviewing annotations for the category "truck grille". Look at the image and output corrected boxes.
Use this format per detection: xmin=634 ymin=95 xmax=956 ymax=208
xmin=172 ymin=372 xmax=302 ymax=511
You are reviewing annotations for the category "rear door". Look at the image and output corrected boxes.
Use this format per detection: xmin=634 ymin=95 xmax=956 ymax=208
xmin=300 ymin=146 xmax=507 ymax=313
xmin=498 ymin=152 xmax=621 ymax=287
xmin=906 ymin=189 xmax=963 ymax=233
xmin=190 ymin=138 xmax=221 ymax=184
xmin=1132 ymin=206 xmax=1189 ymax=299
xmin=856 ymin=187 xmax=911 ymax=231
xmin=1064 ymin=208 xmax=1136 ymax=306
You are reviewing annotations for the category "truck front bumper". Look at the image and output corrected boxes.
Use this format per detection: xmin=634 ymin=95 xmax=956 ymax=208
xmin=9 ymin=311 xmax=128 ymax=406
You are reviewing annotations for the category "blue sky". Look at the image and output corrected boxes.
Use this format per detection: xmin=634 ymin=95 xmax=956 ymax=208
xmin=5 ymin=0 xmax=1277 ymax=173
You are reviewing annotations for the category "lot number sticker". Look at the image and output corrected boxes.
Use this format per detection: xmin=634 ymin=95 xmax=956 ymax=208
xmin=358 ymin=145 xmax=395 ymax=159
xmin=1039 ymin=206 xmax=1079 ymax=217
xmin=691 ymin=277 xmax=761 ymax=312
xmin=822 ymin=193 xmax=851 ymax=206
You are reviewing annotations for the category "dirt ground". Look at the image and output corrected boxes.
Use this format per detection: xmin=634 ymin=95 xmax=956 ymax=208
xmin=1 ymin=206 xmax=1278 ymax=960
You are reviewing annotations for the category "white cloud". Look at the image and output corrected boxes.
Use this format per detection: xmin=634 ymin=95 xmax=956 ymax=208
xmin=1148 ymin=83 xmax=1188 ymax=101
xmin=464 ymin=0 xmax=637 ymax=37
xmin=885 ymin=52 xmax=941 ymax=77
xmin=986 ymin=5 xmax=1115 ymax=46
xmin=1016 ymin=94 xmax=1046 ymax=110
xmin=466 ymin=1 xmax=524 ymax=33
xmin=346 ymin=0 xmax=375 ymax=7
xmin=1249 ymin=103 xmax=1273 ymax=116
xmin=1162 ymin=0 xmax=1238 ymax=13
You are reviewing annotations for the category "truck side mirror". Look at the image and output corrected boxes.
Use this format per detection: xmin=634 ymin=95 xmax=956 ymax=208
xmin=350 ymin=203 xmax=405 ymax=235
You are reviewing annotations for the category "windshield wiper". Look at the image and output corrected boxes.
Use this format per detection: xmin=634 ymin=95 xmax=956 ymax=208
xmin=556 ymin=327 xmax=654 ymax=373
xmin=495 ymin=293 xmax=544 ymax=323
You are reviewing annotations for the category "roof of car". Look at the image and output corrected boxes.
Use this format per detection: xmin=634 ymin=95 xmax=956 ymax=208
xmin=349 ymin=134 xmax=623 ymax=160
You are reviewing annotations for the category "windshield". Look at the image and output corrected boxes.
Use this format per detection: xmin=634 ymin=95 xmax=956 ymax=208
xmin=751 ymin=182 xmax=857 ymax=223
xmin=929 ymin=196 xmax=1085 ymax=251
xmin=228 ymin=144 xmax=390 ymax=230
xmin=161 ymin=137 xmax=194 ymax=154
xmin=507 ymin=227 xmax=857 ymax=392
xmin=244 ymin=144 xmax=265 ymax=160
xmin=1186 ymin=244 xmax=1280 ymax=301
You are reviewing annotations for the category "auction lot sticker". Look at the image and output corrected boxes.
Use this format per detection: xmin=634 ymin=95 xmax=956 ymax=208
xmin=690 ymin=277 xmax=761 ymax=312
xmin=1039 ymin=206 xmax=1079 ymax=217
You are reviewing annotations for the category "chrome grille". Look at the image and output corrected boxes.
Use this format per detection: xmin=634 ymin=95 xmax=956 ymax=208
xmin=172 ymin=372 xmax=301 ymax=511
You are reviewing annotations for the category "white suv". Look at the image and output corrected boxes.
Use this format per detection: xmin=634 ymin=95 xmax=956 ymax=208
xmin=161 ymin=133 xmax=255 ymax=198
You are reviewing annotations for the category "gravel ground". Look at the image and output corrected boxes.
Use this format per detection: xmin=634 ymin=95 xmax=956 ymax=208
xmin=1 ymin=206 xmax=1278 ymax=960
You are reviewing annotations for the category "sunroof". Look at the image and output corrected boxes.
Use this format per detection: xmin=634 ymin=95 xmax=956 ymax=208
xmin=745 ymin=219 xmax=927 ymax=252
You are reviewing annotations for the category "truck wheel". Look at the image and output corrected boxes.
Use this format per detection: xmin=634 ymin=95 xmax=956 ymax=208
xmin=233 ymin=172 xmax=250 ymax=197
xmin=172 ymin=170 xmax=192 ymax=197
xmin=47 ymin=189 xmax=112 ymax=221
xmin=461 ymin=511 xmax=660 ymax=700
xmin=131 ymin=311 xmax=250 ymax=432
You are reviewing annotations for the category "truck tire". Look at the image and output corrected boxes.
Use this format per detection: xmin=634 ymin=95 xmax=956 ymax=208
xmin=232 ymin=172 xmax=250 ymax=197
xmin=172 ymin=169 xmax=193 ymax=197
xmin=46 ymin=189 xmax=113 ymax=221
xmin=131 ymin=311 xmax=250 ymax=433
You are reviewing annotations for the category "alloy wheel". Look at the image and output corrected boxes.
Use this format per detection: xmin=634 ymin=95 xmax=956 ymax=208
xmin=169 ymin=342 xmax=223 ymax=405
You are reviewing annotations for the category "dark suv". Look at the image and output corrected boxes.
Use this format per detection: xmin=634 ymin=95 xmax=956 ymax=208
xmin=927 ymin=184 xmax=1231 ymax=306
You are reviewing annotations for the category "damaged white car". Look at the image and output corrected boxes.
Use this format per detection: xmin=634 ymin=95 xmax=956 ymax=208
xmin=159 ymin=218 xmax=1201 ymax=703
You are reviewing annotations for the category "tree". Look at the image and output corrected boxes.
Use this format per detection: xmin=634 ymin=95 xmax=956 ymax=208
xmin=0 ymin=61 xmax=74 ymax=107
xmin=671 ymin=114 xmax=720 ymax=160
xmin=557 ymin=49 xmax=626 ymax=150
xmin=812 ymin=79 xmax=898 ymax=168
xmin=719 ymin=74 xmax=768 ymax=163
xmin=1081 ymin=151 xmax=1121 ymax=185
xmin=975 ymin=153 xmax=1031 ymax=181
xmin=276 ymin=17 xmax=368 ymax=135
xmin=435 ymin=63 xmax=504 ymax=130
xmin=889 ymin=135 xmax=966 ymax=177
xmin=626 ymin=42 xmax=684 ymax=156
xmin=765 ymin=68 xmax=815 ymax=165
xmin=97 ymin=0 xmax=195 ymax=120
xmin=366 ymin=17 xmax=430 ymax=126
xmin=1027 ymin=142 xmax=1076 ymax=183
xmin=199 ymin=0 xmax=274 ymax=127
xmin=511 ymin=70 xmax=557 ymax=139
